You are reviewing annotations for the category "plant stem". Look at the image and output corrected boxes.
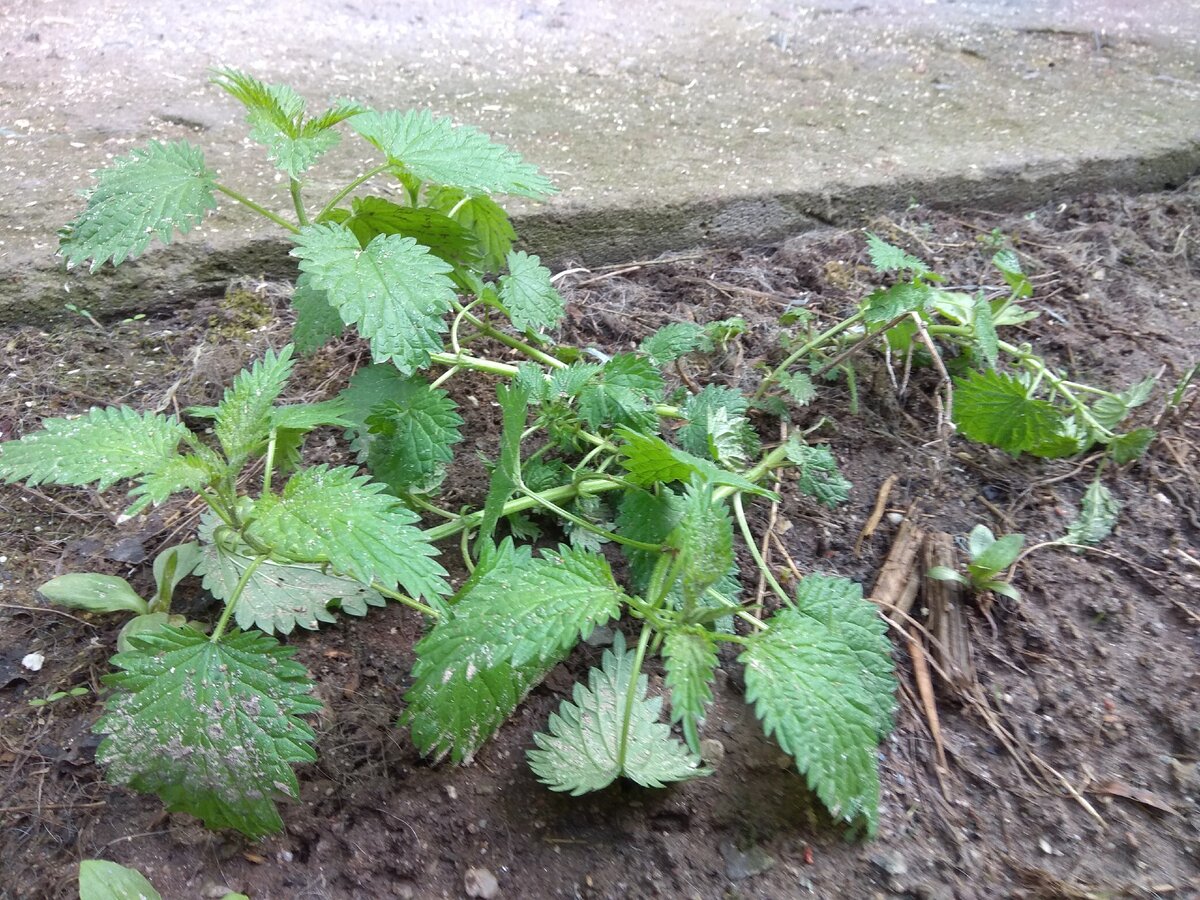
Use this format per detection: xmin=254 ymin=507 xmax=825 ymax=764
xmin=518 ymin=486 xmax=662 ymax=552
xmin=289 ymin=179 xmax=310 ymax=227
xmin=732 ymin=494 xmax=793 ymax=608
xmin=423 ymin=477 xmax=624 ymax=543
xmin=313 ymin=163 xmax=392 ymax=222
xmin=755 ymin=309 xmax=867 ymax=400
xmin=370 ymin=583 xmax=443 ymax=618
xmin=262 ymin=428 xmax=278 ymax=496
xmin=429 ymin=351 xmax=519 ymax=378
xmin=616 ymin=624 xmax=654 ymax=773
xmin=215 ymin=184 xmax=301 ymax=234
xmin=452 ymin=300 xmax=567 ymax=370
xmin=210 ymin=554 xmax=269 ymax=642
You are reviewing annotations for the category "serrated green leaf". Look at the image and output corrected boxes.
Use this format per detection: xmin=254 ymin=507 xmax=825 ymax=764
xmin=126 ymin=454 xmax=215 ymax=516
xmin=578 ymin=354 xmax=664 ymax=434
xmin=663 ymin=630 xmax=719 ymax=753
xmin=863 ymin=282 xmax=932 ymax=325
xmin=616 ymin=428 xmax=774 ymax=498
xmin=668 ymin=480 xmax=734 ymax=603
xmin=952 ymin=369 xmax=1068 ymax=456
xmin=1109 ymin=427 xmax=1155 ymax=464
xmin=365 ymin=388 xmax=463 ymax=495
xmin=549 ymin=362 xmax=603 ymax=398
xmin=79 ymin=859 xmax=163 ymax=900
xmin=639 ymin=323 xmax=713 ymax=367
xmin=1064 ymin=480 xmax=1119 ymax=549
xmin=865 ymin=233 xmax=930 ymax=275
xmin=478 ymin=382 xmax=529 ymax=553
xmin=38 ymin=573 xmax=148 ymax=616
xmin=972 ymin=293 xmax=999 ymax=369
xmin=1091 ymin=376 xmax=1157 ymax=432
xmin=498 ymin=250 xmax=565 ymax=332
xmin=350 ymin=109 xmax=555 ymax=198
xmin=992 ymin=250 xmax=1033 ymax=298
xmin=403 ymin=546 xmax=624 ymax=762
xmin=335 ymin=196 xmax=480 ymax=265
xmin=426 ymin=187 xmax=516 ymax=273
xmin=290 ymin=272 xmax=344 ymax=354
xmin=60 ymin=141 xmax=217 ymax=271
xmin=291 ymin=223 xmax=457 ymax=374
xmin=196 ymin=541 xmax=385 ymax=634
xmin=678 ymin=386 xmax=758 ymax=465
xmin=214 ymin=345 xmax=295 ymax=466
xmin=247 ymin=465 xmax=448 ymax=601
xmin=741 ymin=575 xmax=896 ymax=835
xmin=269 ymin=400 xmax=352 ymax=433
xmin=528 ymin=632 xmax=708 ymax=794
xmin=784 ymin=439 xmax=852 ymax=507
xmin=0 ymin=406 xmax=189 ymax=494
xmin=778 ymin=371 xmax=817 ymax=406
xmin=96 ymin=625 xmax=319 ymax=838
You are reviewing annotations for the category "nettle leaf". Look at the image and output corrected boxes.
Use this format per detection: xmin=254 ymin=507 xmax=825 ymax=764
xmin=126 ymin=454 xmax=214 ymax=516
xmin=550 ymin=362 xmax=603 ymax=399
xmin=335 ymin=196 xmax=480 ymax=266
xmin=528 ymin=632 xmax=708 ymax=794
xmin=498 ymin=250 xmax=565 ymax=332
xmin=668 ymin=480 xmax=734 ymax=604
xmin=741 ymin=575 xmax=896 ymax=835
xmin=863 ymin=282 xmax=931 ymax=325
xmin=60 ymin=140 xmax=217 ymax=271
xmin=360 ymin=381 xmax=463 ymax=494
xmin=1109 ymin=427 xmax=1155 ymax=464
xmin=992 ymin=250 xmax=1033 ymax=298
xmin=616 ymin=428 xmax=774 ymax=498
xmin=290 ymin=272 xmax=344 ymax=354
xmin=678 ymin=385 xmax=758 ymax=465
xmin=403 ymin=546 xmax=624 ymax=762
xmin=578 ymin=354 xmax=664 ymax=434
xmin=351 ymin=109 xmax=555 ymax=198
xmin=972 ymin=293 xmax=999 ymax=369
xmin=96 ymin=625 xmax=319 ymax=839
xmin=865 ymin=233 xmax=930 ymax=275
xmin=1064 ymin=480 xmax=1119 ymax=549
xmin=291 ymin=223 xmax=457 ymax=374
xmin=1091 ymin=375 xmax=1157 ymax=432
xmin=639 ymin=323 xmax=713 ymax=367
xmin=784 ymin=439 xmax=852 ymax=507
xmin=426 ymin=187 xmax=516 ymax=273
xmin=79 ymin=860 xmax=163 ymax=900
xmin=197 ymin=541 xmax=385 ymax=634
xmin=778 ymin=370 xmax=817 ymax=406
xmin=247 ymin=465 xmax=449 ymax=601
xmin=952 ymin=369 xmax=1068 ymax=457
xmin=663 ymin=629 xmax=719 ymax=753
xmin=215 ymin=345 xmax=295 ymax=466
xmin=0 ymin=406 xmax=190 ymax=494
xmin=478 ymin=382 xmax=529 ymax=552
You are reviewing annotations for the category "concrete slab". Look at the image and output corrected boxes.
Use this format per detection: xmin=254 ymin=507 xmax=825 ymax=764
xmin=1 ymin=0 xmax=1198 ymax=323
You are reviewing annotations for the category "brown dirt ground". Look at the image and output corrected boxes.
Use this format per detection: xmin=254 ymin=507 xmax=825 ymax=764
xmin=1 ymin=184 xmax=1199 ymax=900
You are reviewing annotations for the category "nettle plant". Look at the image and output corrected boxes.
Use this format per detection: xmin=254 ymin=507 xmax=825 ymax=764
xmin=0 ymin=71 xmax=897 ymax=838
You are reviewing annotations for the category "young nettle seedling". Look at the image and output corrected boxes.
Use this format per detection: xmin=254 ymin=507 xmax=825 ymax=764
xmin=0 ymin=69 xmax=899 ymax=839
xmin=929 ymin=524 xmax=1025 ymax=600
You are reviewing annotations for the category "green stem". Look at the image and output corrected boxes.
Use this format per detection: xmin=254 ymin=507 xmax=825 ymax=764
xmin=210 ymin=553 xmax=269 ymax=642
xmin=423 ymin=477 xmax=623 ymax=543
xmin=289 ymin=179 xmax=310 ymax=227
xmin=732 ymin=494 xmax=793 ymax=608
xmin=755 ymin=309 xmax=867 ymax=400
xmin=370 ymin=583 xmax=443 ymax=618
xmin=453 ymin=300 xmax=567 ymax=370
xmin=616 ymin=624 xmax=654 ymax=773
xmin=430 ymin=351 xmax=519 ymax=378
xmin=313 ymin=163 xmax=392 ymax=222
xmin=999 ymin=340 xmax=1111 ymax=436
xmin=713 ymin=442 xmax=792 ymax=502
xmin=403 ymin=492 xmax=461 ymax=521
xmin=518 ymin=486 xmax=662 ymax=552
xmin=215 ymin=184 xmax=301 ymax=234
xmin=262 ymin=428 xmax=278 ymax=496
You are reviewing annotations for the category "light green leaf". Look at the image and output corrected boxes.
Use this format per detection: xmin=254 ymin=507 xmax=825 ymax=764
xmin=969 ymin=531 xmax=1024 ymax=574
xmin=778 ymin=370 xmax=817 ymax=406
xmin=290 ymin=272 xmax=344 ymax=354
xmin=498 ymin=251 xmax=565 ymax=332
xmin=214 ymin=345 xmax=295 ymax=466
xmin=333 ymin=196 xmax=480 ymax=265
xmin=403 ymin=546 xmax=624 ymax=762
xmin=678 ymin=385 xmax=757 ymax=465
xmin=972 ymin=293 xmax=999 ymax=369
xmin=116 ymin=612 xmax=188 ymax=654
xmin=79 ymin=859 xmax=163 ymax=900
xmin=60 ymin=141 xmax=217 ymax=271
xmin=96 ymin=625 xmax=319 ymax=838
xmin=152 ymin=541 xmax=202 ymax=606
xmin=269 ymin=400 xmax=352 ymax=433
xmin=639 ymin=323 xmax=713 ymax=367
xmin=528 ymin=632 xmax=708 ymax=794
xmin=126 ymin=454 xmax=214 ymax=516
xmin=741 ymin=575 xmax=896 ymax=835
xmin=784 ymin=439 xmax=852 ymax=507
xmin=863 ymin=282 xmax=932 ymax=325
xmin=1064 ymin=480 xmax=1119 ymax=549
xmin=578 ymin=354 xmax=664 ymax=434
xmin=363 ymin=385 xmax=464 ymax=495
xmin=197 ymin=541 xmax=385 ymax=634
xmin=663 ymin=630 xmax=719 ymax=753
xmin=477 ymin=383 xmax=529 ymax=552
xmin=0 ymin=406 xmax=189 ymax=493
xmin=1091 ymin=376 xmax=1157 ymax=432
xmin=668 ymin=480 xmax=734 ymax=604
xmin=1109 ymin=427 xmax=1155 ymax=464
xmin=616 ymin=428 xmax=774 ymax=498
xmin=291 ymin=223 xmax=457 ymax=374
xmin=992 ymin=250 xmax=1033 ymax=298
xmin=426 ymin=187 xmax=516 ymax=273
xmin=38 ymin=573 xmax=148 ymax=616
xmin=865 ymin=233 xmax=930 ymax=275
xmin=351 ymin=109 xmax=555 ymax=198
xmin=952 ymin=369 xmax=1068 ymax=456
xmin=247 ymin=465 xmax=449 ymax=601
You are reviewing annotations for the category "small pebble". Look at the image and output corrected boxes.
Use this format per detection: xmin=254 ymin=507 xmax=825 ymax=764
xmin=21 ymin=652 xmax=44 ymax=672
xmin=465 ymin=866 xmax=499 ymax=898
xmin=868 ymin=850 xmax=908 ymax=877
xmin=699 ymin=738 xmax=725 ymax=768
xmin=886 ymin=512 xmax=904 ymax=525
xmin=445 ymin=785 xmax=458 ymax=801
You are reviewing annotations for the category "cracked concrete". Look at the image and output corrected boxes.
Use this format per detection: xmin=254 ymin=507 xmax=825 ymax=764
xmin=1 ymin=0 xmax=1198 ymax=323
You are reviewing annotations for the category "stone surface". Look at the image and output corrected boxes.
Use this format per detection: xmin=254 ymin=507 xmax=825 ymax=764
xmin=1 ymin=0 xmax=1199 ymax=323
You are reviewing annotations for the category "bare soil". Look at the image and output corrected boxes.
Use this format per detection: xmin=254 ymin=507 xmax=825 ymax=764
xmin=1 ymin=185 xmax=1199 ymax=899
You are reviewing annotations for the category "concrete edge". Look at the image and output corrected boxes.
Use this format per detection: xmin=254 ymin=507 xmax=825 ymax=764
xmin=4 ymin=141 xmax=1198 ymax=327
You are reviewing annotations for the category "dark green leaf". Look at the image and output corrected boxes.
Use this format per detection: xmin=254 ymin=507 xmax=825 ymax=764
xmin=865 ymin=233 xmax=930 ymax=275
xmin=784 ymin=439 xmax=851 ymax=507
xmin=639 ymin=323 xmax=713 ymax=367
xmin=477 ymin=383 xmax=529 ymax=552
xmin=863 ymin=282 xmax=931 ymax=325
xmin=290 ymin=272 xmax=344 ymax=354
xmin=952 ymin=369 xmax=1068 ymax=456
xmin=498 ymin=250 xmax=565 ymax=332
xmin=426 ymin=187 xmax=516 ymax=273
xmin=663 ymin=630 xmax=719 ymax=753
xmin=578 ymin=354 xmax=664 ymax=434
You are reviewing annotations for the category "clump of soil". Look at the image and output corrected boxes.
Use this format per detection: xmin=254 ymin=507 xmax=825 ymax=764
xmin=1 ymin=185 xmax=1199 ymax=899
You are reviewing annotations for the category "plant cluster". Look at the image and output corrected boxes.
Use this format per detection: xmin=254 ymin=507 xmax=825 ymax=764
xmin=0 ymin=70 xmax=1157 ymax=842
